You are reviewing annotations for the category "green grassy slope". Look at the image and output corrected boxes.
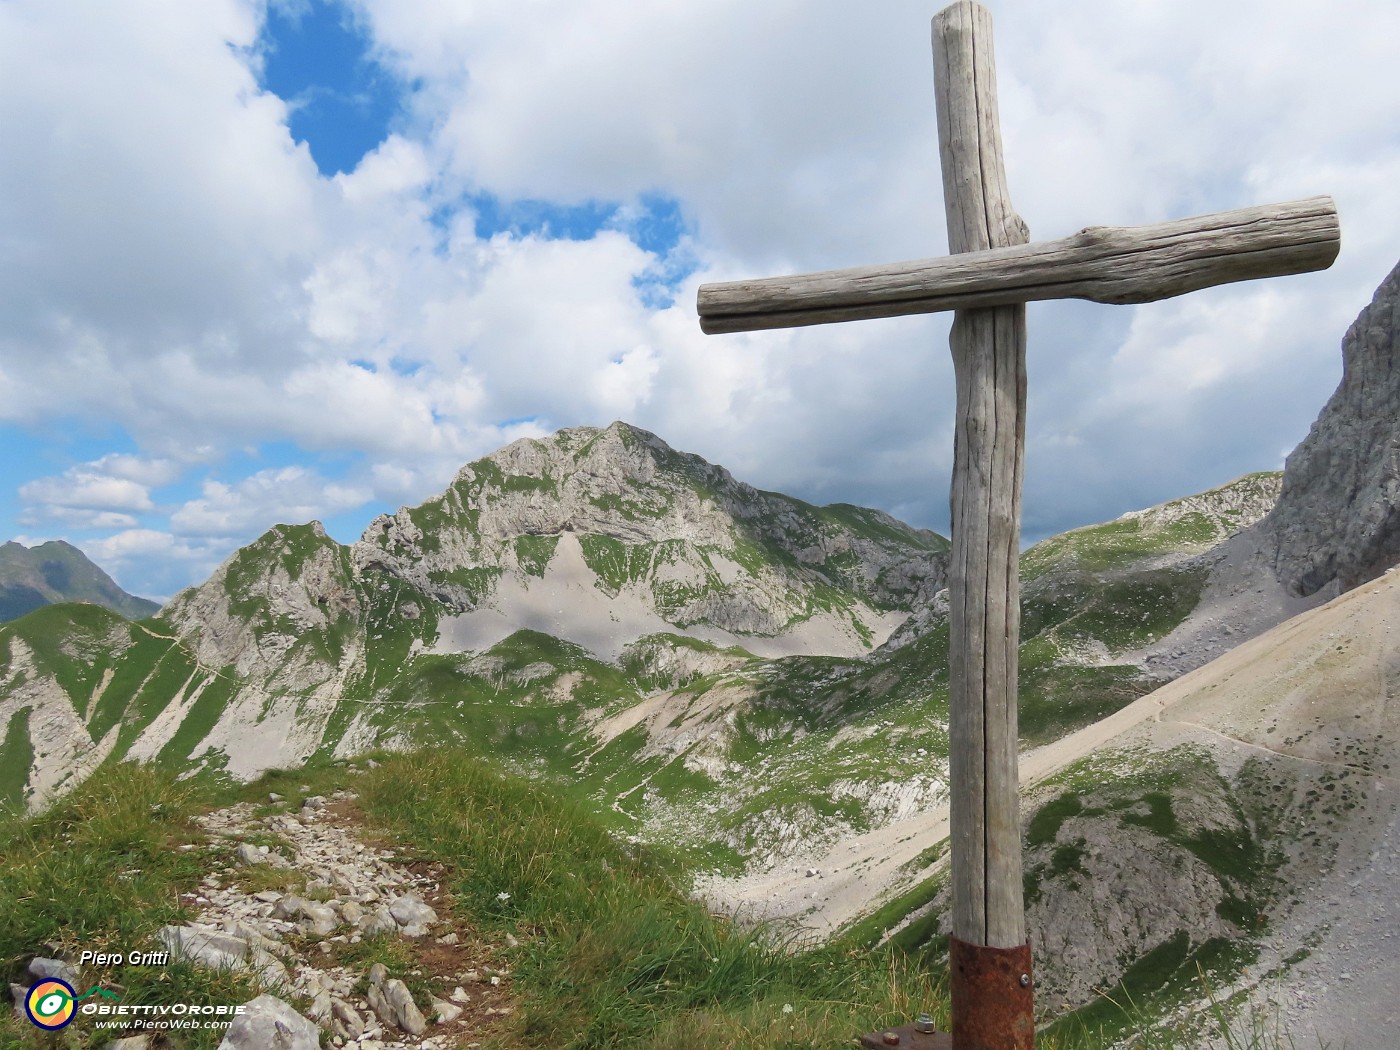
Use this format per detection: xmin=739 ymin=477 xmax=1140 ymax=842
xmin=0 ymin=604 xmax=243 ymax=809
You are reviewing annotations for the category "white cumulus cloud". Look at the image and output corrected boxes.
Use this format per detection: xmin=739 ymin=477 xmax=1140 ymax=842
xmin=2 ymin=0 xmax=1398 ymax=597
xmin=170 ymin=466 xmax=372 ymax=537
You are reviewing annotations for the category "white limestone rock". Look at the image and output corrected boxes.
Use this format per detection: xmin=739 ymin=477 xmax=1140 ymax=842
xmin=360 ymin=906 xmax=398 ymax=937
xmin=329 ymin=997 xmax=365 ymax=1040
xmin=28 ymin=956 xmax=78 ymax=986
xmin=158 ymin=925 xmax=288 ymax=988
xmin=215 ymin=994 xmax=318 ymax=1050
xmin=379 ymin=978 xmax=428 ymax=1037
xmin=297 ymin=901 xmax=338 ymax=937
xmin=388 ymin=892 xmax=437 ymax=928
xmin=430 ymin=996 xmax=463 ymax=1024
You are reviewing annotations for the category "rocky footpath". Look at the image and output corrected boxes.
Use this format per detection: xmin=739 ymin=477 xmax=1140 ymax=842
xmin=80 ymin=785 xmax=516 ymax=1050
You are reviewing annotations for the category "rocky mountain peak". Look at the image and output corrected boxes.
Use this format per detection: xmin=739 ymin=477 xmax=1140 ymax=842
xmin=485 ymin=421 xmax=718 ymax=488
xmin=351 ymin=422 xmax=948 ymax=660
xmin=409 ymin=420 xmax=740 ymax=548
xmin=163 ymin=520 xmax=359 ymax=675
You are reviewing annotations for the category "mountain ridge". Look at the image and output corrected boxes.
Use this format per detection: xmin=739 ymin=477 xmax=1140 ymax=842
xmin=0 ymin=425 xmax=1280 ymax=822
xmin=1 ymin=422 xmax=960 ymax=808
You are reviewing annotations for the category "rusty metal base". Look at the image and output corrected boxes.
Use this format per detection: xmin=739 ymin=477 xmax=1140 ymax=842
xmin=857 ymin=1022 xmax=952 ymax=1049
xmin=859 ymin=938 xmax=1033 ymax=1049
xmin=950 ymin=936 xmax=1034 ymax=1050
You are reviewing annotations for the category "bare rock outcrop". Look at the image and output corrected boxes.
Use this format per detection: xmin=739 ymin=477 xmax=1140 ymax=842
xmin=162 ymin=521 xmax=361 ymax=679
xmin=1260 ymin=258 xmax=1400 ymax=597
xmin=1024 ymin=782 xmax=1243 ymax=1009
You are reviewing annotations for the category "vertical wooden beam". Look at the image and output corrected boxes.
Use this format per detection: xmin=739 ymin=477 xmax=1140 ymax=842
xmin=933 ymin=0 xmax=1028 ymax=951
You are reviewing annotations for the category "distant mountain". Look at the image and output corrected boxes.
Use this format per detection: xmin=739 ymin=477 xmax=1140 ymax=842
xmin=0 ymin=540 xmax=159 ymax=623
xmin=346 ymin=421 xmax=949 ymax=660
xmin=0 ymin=423 xmax=951 ymax=808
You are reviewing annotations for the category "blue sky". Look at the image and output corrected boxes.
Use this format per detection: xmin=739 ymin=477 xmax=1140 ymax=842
xmin=2 ymin=0 xmax=1398 ymax=601
xmin=260 ymin=0 xmax=405 ymax=178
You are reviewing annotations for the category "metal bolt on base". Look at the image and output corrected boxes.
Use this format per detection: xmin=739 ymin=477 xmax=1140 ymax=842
xmin=857 ymin=1024 xmax=951 ymax=1049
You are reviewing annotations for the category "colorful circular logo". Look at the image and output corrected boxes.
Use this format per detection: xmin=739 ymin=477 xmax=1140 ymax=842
xmin=25 ymin=979 xmax=77 ymax=1030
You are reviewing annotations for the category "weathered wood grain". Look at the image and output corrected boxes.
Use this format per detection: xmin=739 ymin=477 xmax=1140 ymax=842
xmin=697 ymin=196 xmax=1340 ymax=333
xmin=935 ymin=0 xmax=1028 ymax=951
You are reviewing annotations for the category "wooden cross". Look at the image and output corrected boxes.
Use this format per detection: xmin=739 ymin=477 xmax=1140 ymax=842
xmin=697 ymin=4 xmax=1339 ymax=1048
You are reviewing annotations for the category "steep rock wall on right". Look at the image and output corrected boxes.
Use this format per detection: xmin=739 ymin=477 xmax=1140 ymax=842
xmin=1261 ymin=258 xmax=1400 ymax=597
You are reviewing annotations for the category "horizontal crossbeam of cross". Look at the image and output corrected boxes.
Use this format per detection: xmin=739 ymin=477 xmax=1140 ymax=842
xmin=698 ymin=195 xmax=1339 ymax=333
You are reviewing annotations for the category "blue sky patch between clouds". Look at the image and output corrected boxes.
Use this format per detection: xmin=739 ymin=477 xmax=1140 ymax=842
xmin=258 ymin=0 xmax=405 ymax=177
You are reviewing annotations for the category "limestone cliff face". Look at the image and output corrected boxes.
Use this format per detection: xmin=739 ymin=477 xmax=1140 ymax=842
xmin=1261 ymin=259 xmax=1400 ymax=597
